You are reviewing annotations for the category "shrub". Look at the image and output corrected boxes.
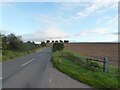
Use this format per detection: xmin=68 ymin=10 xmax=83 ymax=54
xmin=10 ymin=56 xmax=13 ymax=59
xmin=53 ymin=43 xmax=64 ymax=52
xmin=27 ymin=51 xmax=30 ymax=54
xmin=41 ymin=41 xmax=46 ymax=47
xmin=46 ymin=40 xmax=50 ymax=43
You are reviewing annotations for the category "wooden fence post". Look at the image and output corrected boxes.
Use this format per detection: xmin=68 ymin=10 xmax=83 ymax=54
xmin=103 ymin=57 xmax=108 ymax=73
xmin=86 ymin=58 xmax=88 ymax=63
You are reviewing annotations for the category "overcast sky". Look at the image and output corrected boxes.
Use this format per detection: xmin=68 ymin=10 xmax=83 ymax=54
xmin=0 ymin=0 xmax=119 ymax=42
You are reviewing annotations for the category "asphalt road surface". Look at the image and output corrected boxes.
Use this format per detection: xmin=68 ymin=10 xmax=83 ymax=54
xmin=2 ymin=48 xmax=91 ymax=88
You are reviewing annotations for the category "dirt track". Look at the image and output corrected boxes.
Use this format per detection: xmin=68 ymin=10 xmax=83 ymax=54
xmin=65 ymin=43 xmax=119 ymax=67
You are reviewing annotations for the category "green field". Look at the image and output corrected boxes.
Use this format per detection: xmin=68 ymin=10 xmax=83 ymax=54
xmin=51 ymin=50 xmax=119 ymax=88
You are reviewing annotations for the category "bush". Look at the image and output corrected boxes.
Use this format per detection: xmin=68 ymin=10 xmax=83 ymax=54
xmin=41 ymin=41 xmax=46 ymax=47
xmin=27 ymin=51 xmax=30 ymax=54
xmin=53 ymin=43 xmax=64 ymax=52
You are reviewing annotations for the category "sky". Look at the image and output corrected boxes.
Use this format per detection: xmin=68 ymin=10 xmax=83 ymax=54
xmin=0 ymin=0 xmax=119 ymax=43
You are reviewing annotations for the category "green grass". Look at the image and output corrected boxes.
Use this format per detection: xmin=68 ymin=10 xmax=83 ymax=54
xmin=2 ymin=48 xmax=42 ymax=62
xmin=0 ymin=50 xmax=2 ymax=62
xmin=51 ymin=50 xmax=119 ymax=88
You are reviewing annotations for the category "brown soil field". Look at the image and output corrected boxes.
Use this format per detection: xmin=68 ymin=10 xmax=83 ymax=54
xmin=65 ymin=43 xmax=119 ymax=67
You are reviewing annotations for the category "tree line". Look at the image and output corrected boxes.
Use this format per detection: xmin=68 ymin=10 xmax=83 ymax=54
xmin=1 ymin=33 xmax=69 ymax=52
xmin=40 ymin=40 xmax=69 ymax=52
xmin=41 ymin=40 xmax=69 ymax=47
xmin=1 ymin=33 xmax=40 ymax=51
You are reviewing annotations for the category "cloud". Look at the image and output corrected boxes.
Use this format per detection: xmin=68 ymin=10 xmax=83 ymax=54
xmin=22 ymin=27 xmax=70 ymax=42
xmin=26 ymin=11 xmax=74 ymax=42
xmin=57 ymin=2 xmax=85 ymax=11
xmin=77 ymin=0 xmax=118 ymax=17
xmin=75 ymin=28 xmax=108 ymax=36
xmin=35 ymin=14 xmax=56 ymax=27
xmin=2 ymin=1 xmax=118 ymax=43
xmin=74 ymin=28 xmax=119 ymax=42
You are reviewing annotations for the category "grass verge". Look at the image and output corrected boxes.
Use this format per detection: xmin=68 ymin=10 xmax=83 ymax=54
xmin=2 ymin=48 xmax=43 ymax=62
xmin=0 ymin=50 xmax=2 ymax=62
xmin=51 ymin=50 xmax=119 ymax=88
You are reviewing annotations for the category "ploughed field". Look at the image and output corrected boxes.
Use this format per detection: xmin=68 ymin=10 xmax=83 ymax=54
xmin=65 ymin=43 xmax=118 ymax=67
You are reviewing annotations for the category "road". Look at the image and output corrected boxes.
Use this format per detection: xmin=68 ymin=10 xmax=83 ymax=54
xmin=2 ymin=48 xmax=91 ymax=88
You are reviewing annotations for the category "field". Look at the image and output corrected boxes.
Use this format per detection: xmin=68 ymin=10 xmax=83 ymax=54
xmin=65 ymin=43 xmax=118 ymax=67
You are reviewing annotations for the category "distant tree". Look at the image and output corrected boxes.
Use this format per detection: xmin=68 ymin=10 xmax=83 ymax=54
xmin=46 ymin=40 xmax=50 ymax=43
xmin=52 ymin=40 xmax=54 ymax=43
xmin=7 ymin=33 xmax=22 ymax=51
xmin=55 ymin=40 xmax=58 ymax=43
xmin=64 ymin=40 xmax=69 ymax=43
xmin=27 ymin=41 xmax=31 ymax=44
xmin=22 ymin=41 xmax=39 ymax=51
xmin=2 ymin=34 xmax=8 ymax=50
xmin=0 ymin=34 xmax=2 ymax=49
xmin=60 ymin=40 xmax=63 ymax=43
xmin=41 ymin=41 xmax=46 ymax=47
xmin=1 ymin=33 xmax=41 ymax=52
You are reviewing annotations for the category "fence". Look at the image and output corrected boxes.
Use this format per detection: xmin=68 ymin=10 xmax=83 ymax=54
xmin=63 ymin=52 xmax=108 ymax=73
xmin=86 ymin=57 xmax=108 ymax=73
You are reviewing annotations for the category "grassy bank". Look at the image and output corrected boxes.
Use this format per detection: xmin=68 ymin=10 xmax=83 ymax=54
xmin=2 ymin=48 xmax=42 ymax=62
xmin=51 ymin=50 xmax=119 ymax=88
xmin=0 ymin=50 xmax=2 ymax=62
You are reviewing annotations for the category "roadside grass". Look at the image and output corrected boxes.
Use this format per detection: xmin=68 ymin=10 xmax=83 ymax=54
xmin=2 ymin=48 xmax=42 ymax=62
xmin=0 ymin=50 xmax=2 ymax=62
xmin=51 ymin=50 xmax=119 ymax=88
